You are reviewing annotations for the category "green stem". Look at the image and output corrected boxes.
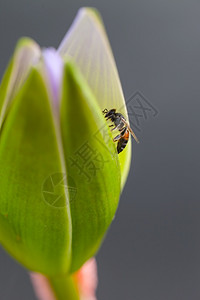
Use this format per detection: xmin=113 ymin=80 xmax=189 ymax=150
xmin=47 ymin=274 xmax=80 ymax=300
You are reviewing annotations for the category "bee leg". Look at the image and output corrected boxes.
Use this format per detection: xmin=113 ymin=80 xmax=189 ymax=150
xmin=111 ymin=124 xmax=121 ymax=131
xmin=106 ymin=116 xmax=112 ymax=121
xmin=113 ymin=133 xmax=122 ymax=142
xmin=119 ymin=125 xmax=126 ymax=131
xmin=109 ymin=124 xmax=115 ymax=127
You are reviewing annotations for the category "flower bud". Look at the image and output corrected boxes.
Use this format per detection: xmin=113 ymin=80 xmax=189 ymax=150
xmin=0 ymin=7 xmax=131 ymax=276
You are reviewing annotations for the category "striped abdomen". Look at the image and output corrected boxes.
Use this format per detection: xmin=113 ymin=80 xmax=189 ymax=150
xmin=117 ymin=129 xmax=129 ymax=153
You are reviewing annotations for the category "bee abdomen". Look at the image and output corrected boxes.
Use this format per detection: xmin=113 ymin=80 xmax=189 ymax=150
xmin=117 ymin=138 xmax=128 ymax=153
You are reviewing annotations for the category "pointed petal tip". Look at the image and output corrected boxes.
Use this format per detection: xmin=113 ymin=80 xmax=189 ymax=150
xmin=77 ymin=7 xmax=102 ymax=20
xmin=0 ymin=37 xmax=41 ymax=129
xmin=15 ymin=37 xmax=41 ymax=58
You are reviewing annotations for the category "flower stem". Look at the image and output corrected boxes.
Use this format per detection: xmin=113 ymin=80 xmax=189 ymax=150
xmin=31 ymin=272 xmax=80 ymax=300
xmin=48 ymin=274 xmax=80 ymax=300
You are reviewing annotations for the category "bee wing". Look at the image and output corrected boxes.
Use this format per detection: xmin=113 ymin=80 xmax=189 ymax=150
xmin=122 ymin=119 xmax=139 ymax=143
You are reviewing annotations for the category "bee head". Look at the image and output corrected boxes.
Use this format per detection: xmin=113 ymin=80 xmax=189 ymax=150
xmin=102 ymin=108 xmax=116 ymax=118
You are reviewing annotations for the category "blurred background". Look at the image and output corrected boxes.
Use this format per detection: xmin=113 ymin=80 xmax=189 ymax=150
xmin=0 ymin=0 xmax=200 ymax=299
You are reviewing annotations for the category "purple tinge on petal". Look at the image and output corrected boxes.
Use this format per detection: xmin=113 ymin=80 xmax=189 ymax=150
xmin=42 ymin=48 xmax=63 ymax=108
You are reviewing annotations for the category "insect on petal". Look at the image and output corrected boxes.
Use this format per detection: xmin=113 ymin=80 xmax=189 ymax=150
xmin=58 ymin=7 xmax=132 ymax=188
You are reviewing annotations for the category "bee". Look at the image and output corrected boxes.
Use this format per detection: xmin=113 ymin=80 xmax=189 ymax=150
xmin=102 ymin=108 xmax=139 ymax=153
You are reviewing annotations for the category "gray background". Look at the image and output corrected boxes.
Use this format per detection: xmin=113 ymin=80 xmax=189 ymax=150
xmin=0 ymin=0 xmax=200 ymax=299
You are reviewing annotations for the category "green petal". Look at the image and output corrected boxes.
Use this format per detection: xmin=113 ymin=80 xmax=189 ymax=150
xmin=60 ymin=61 xmax=121 ymax=272
xmin=58 ymin=7 xmax=131 ymax=188
xmin=0 ymin=67 xmax=72 ymax=276
xmin=0 ymin=37 xmax=41 ymax=130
